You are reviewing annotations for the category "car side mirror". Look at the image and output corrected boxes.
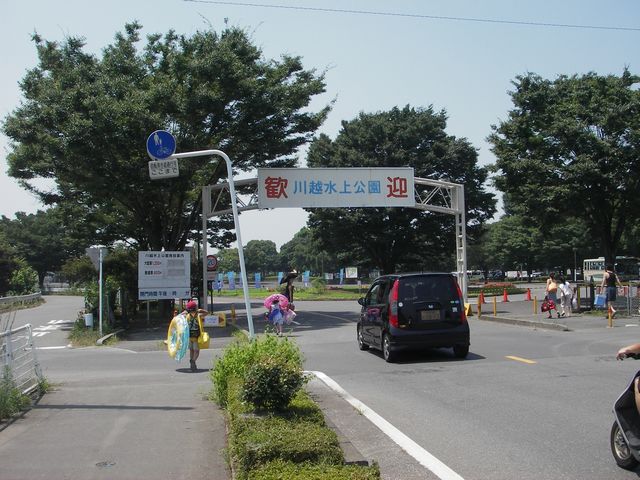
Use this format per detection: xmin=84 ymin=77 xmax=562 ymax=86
xmin=357 ymin=297 xmax=365 ymax=306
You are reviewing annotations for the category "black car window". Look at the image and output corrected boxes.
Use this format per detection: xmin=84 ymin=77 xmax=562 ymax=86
xmin=365 ymin=281 xmax=388 ymax=305
xmin=400 ymin=276 xmax=457 ymax=303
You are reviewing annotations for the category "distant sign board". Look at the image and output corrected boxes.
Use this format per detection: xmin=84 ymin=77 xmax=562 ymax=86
xmin=138 ymin=251 xmax=190 ymax=300
xmin=257 ymin=167 xmax=415 ymax=208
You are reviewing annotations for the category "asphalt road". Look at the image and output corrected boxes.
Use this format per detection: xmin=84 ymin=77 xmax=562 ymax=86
xmin=283 ymin=299 xmax=640 ymax=480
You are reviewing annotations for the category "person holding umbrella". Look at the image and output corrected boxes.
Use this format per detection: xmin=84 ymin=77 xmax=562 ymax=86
xmin=281 ymin=269 xmax=298 ymax=304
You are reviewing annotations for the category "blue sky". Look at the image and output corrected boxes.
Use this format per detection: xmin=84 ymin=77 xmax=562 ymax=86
xmin=2 ymin=0 xmax=639 ymax=249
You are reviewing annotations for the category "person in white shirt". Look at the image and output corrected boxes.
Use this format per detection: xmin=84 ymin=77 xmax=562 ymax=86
xmin=558 ymin=276 xmax=574 ymax=317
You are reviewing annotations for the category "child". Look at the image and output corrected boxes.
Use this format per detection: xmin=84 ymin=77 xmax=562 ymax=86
xmin=268 ymin=298 xmax=284 ymax=335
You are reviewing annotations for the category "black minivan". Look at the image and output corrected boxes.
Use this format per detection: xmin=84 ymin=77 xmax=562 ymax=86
xmin=357 ymin=273 xmax=469 ymax=362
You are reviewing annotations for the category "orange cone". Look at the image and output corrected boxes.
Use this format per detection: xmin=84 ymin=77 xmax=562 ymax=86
xmin=503 ymin=288 xmax=509 ymax=302
xmin=525 ymin=288 xmax=532 ymax=301
xmin=479 ymin=291 xmax=485 ymax=304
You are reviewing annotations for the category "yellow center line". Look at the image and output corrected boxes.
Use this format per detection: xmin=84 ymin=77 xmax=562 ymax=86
xmin=505 ymin=355 xmax=537 ymax=364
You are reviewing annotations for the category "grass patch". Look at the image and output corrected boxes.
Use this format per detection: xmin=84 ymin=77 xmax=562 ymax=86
xmin=0 ymin=367 xmax=32 ymax=421
xmin=229 ymin=413 xmax=343 ymax=478
xmin=67 ymin=318 xmax=118 ymax=347
xmin=250 ymin=459 xmax=381 ymax=480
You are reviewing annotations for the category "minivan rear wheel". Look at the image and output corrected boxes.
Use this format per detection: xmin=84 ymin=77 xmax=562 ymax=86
xmin=382 ymin=333 xmax=397 ymax=363
xmin=357 ymin=325 xmax=369 ymax=350
xmin=453 ymin=344 xmax=469 ymax=359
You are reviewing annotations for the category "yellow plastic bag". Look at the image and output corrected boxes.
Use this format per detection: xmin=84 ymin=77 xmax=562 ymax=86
xmin=197 ymin=314 xmax=210 ymax=349
xmin=198 ymin=331 xmax=210 ymax=349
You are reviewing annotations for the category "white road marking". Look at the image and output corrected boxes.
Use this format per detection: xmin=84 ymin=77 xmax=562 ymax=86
xmin=310 ymin=370 xmax=465 ymax=480
xmin=37 ymin=346 xmax=68 ymax=350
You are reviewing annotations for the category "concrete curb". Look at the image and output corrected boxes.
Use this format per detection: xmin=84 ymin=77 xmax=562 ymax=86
xmin=476 ymin=315 xmax=571 ymax=331
xmin=96 ymin=328 xmax=126 ymax=345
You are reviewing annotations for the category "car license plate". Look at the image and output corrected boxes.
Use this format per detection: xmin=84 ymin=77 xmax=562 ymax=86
xmin=420 ymin=310 xmax=440 ymax=321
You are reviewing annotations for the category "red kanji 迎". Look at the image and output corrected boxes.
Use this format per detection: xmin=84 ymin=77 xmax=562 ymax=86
xmin=386 ymin=176 xmax=408 ymax=198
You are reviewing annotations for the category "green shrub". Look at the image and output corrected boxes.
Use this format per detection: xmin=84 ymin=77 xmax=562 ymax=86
xmin=241 ymin=356 xmax=305 ymax=411
xmin=0 ymin=366 xmax=31 ymax=420
xmin=229 ymin=415 xmax=343 ymax=479
xmin=211 ymin=333 xmax=304 ymax=408
xmin=310 ymin=278 xmax=327 ymax=294
xmin=250 ymin=459 xmax=381 ymax=480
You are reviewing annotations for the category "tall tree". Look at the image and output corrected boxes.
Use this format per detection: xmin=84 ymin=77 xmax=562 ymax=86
xmin=306 ymin=105 xmax=496 ymax=274
xmin=488 ymin=70 xmax=640 ymax=265
xmin=278 ymin=227 xmax=337 ymax=275
xmin=0 ymin=208 xmax=85 ymax=284
xmin=0 ymin=232 xmax=19 ymax=296
xmin=243 ymin=240 xmax=278 ymax=276
xmin=3 ymin=23 xmax=329 ymax=253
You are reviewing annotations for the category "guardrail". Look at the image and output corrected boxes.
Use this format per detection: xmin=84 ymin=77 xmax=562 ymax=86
xmin=1 ymin=324 xmax=43 ymax=395
xmin=0 ymin=292 xmax=42 ymax=310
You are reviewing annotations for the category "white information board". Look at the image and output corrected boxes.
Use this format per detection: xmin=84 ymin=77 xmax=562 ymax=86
xmin=138 ymin=251 xmax=191 ymax=300
xmin=257 ymin=167 xmax=415 ymax=208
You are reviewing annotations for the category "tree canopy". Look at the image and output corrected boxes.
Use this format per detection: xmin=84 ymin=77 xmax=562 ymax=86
xmin=306 ymin=105 xmax=496 ymax=274
xmin=0 ymin=208 xmax=86 ymax=284
xmin=3 ymin=23 xmax=329 ymax=252
xmin=488 ymin=70 xmax=640 ymax=265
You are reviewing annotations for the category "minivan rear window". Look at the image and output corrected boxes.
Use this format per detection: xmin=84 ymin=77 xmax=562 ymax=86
xmin=399 ymin=276 xmax=458 ymax=303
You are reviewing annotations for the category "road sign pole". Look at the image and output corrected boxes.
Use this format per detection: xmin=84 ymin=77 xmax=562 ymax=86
xmin=202 ymin=188 xmax=209 ymax=310
xmin=171 ymin=149 xmax=255 ymax=338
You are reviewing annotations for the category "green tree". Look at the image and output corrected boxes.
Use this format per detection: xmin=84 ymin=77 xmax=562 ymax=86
xmin=306 ymin=105 xmax=496 ymax=274
xmin=3 ymin=23 xmax=329 ymax=255
xmin=278 ymin=227 xmax=337 ymax=275
xmin=216 ymin=248 xmax=240 ymax=273
xmin=0 ymin=208 xmax=85 ymax=285
xmin=488 ymin=70 xmax=640 ymax=265
xmin=9 ymin=259 xmax=39 ymax=295
xmin=481 ymin=216 xmax=544 ymax=276
xmin=243 ymin=240 xmax=278 ymax=276
xmin=61 ymin=256 xmax=97 ymax=285
xmin=0 ymin=233 xmax=19 ymax=296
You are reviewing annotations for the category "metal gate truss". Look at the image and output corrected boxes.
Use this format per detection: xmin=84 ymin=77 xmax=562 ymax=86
xmin=202 ymin=176 xmax=468 ymax=297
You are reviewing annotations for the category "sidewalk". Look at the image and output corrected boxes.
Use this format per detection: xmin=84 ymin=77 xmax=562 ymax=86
xmin=472 ymin=297 xmax=639 ymax=331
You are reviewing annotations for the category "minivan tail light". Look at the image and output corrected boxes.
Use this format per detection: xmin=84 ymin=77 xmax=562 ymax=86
xmin=455 ymin=280 xmax=467 ymax=324
xmin=389 ymin=279 xmax=399 ymax=327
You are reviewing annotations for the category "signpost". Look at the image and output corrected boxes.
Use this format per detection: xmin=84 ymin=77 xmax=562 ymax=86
xmin=85 ymin=247 xmax=107 ymax=336
xmin=147 ymin=130 xmax=179 ymax=180
xmin=144 ymin=131 xmax=256 ymax=337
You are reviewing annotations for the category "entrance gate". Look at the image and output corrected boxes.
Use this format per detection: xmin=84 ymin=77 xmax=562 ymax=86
xmin=202 ymin=176 xmax=467 ymax=298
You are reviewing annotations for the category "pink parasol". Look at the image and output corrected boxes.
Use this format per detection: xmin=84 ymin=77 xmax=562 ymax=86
xmin=263 ymin=293 xmax=289 ymax=310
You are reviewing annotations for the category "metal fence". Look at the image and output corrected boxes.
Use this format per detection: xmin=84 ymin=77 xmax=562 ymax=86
xmin=1 ymin=323 xmax=43 ymax=395
xmin=0 ymin=292 xmax=42 ymax=310
xmin=575 ymin=283 xmax=640 ymax=317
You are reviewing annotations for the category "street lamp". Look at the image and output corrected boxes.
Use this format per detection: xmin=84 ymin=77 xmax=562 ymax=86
xmin=573 ymin=248 xmax=577 ymax=282
xmin=171 ymin=149 xmax=255 ymax=338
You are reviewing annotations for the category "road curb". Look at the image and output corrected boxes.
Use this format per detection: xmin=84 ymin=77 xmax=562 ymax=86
xmin=96 ymin=328 xmax=126 ymax=345
xmin=476 ymin=315 xmax=571 ymax=331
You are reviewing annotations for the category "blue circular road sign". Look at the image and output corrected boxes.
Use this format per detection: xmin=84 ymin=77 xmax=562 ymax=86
xmin=146 ymin=130 xmax=176 ymax=160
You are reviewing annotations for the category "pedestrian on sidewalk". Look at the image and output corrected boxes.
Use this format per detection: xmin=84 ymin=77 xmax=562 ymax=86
xmin=558 ymin=276 xmax=573 ymax=317
xmin=546 ymin=273 xmax=560 ymax=319
xmin=185 ymin=300 xmax=206 ymax=371
xmin=600 ymin=264 xmax=623 ymax=318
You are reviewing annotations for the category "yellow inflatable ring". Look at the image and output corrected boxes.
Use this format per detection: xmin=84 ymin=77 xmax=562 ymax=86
xmin=167 ymin=314 xmax=189 ymax=361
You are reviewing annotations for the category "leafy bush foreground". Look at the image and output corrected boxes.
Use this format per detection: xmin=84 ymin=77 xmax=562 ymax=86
xmin=211 ymin=333 xmax=380 ymax=479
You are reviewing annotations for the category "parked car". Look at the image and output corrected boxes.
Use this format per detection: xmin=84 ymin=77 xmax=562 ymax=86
xmin=356 ymin=273 xmax=470 ymax=362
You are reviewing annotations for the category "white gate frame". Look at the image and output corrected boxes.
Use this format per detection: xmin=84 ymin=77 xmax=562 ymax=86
xmin=202 ymin=176 xmax=468 ymax=300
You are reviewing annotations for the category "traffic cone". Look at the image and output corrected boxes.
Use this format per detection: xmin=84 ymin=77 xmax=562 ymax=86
xmin=478 ymin=291 xmax=485 ymax=304
xmin=525 ymin=288 xmax=532 ymax=301
xmin=503 ymin=288 xmax=509 ymax=302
